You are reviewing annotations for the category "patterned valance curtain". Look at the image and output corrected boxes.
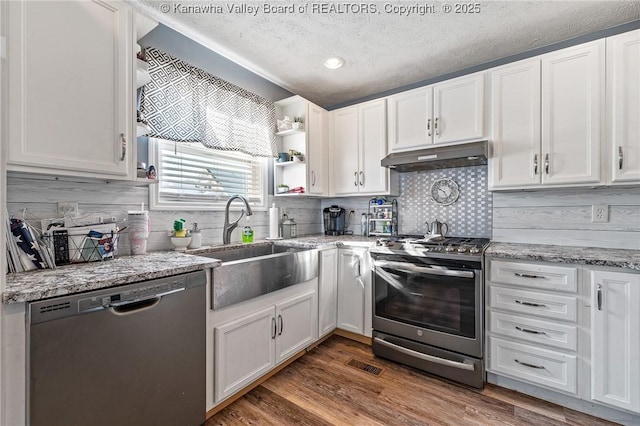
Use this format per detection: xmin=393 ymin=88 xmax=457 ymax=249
xmin=140 ymin=47 xmax=277 ymax=157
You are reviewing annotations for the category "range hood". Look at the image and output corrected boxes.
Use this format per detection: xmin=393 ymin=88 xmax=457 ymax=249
xmin=381 ymin=141 xmax=488 ymax=172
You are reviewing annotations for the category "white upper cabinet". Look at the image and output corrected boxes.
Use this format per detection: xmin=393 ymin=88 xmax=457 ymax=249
xmin=433 ymin=73 xmax=485 ymax=144
xmin=330 ymin=99 xmax=392 ymax=196
xmin=274 ymin=96 xmax=329 ymax=197
xmin=7 ymin=1 xmax=133 ymax=179
xmin=489 ymin=40 xmax=604 ymax=189
xmin=387 ymin=73 xmax=485 ymax=152
xmin=490 ymin=59 xmax=541 ymax=188
xmin=541 ymin=40 xmax=604 ymax=185
xmin=307 ymin=103 xmax=329 ymax=195
xmin=607 ymin=29 xmax=640 ymax=184
xmin=387 ymin=86 xmax=433 ymax=152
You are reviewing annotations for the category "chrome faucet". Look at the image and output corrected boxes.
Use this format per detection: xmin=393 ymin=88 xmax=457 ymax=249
xmin=223 ymin=195 xmax=253 ymax=244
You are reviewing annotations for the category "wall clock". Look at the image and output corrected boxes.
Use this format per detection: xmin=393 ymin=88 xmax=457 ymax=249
xmin=430 ymin=178 xmax=460 ymax=205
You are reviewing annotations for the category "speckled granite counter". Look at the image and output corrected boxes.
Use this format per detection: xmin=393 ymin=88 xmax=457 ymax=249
xmin=3 ymin=252 xmax=220 ymax=304
xmin=486 ymin=242 xmax=640 ymax=271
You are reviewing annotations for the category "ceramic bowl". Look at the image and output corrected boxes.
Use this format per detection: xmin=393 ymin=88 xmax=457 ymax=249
xmin=170 ymin=236 xmax=192 ymax=251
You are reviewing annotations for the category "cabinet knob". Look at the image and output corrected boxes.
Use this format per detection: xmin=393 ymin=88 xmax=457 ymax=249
xmin=359 ymin=171 xmax=364 ymax=187
xmin=354 ymin=172 xmax=358 ymax=187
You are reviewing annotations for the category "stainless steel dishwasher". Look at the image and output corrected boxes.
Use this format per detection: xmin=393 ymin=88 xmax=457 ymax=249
xmin=27 ymin=271 xmax=206 ymax=426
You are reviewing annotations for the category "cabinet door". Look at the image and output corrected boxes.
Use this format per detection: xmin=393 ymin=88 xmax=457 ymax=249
xmin=7 ymin=1 xmax=132 ymax=178
xmin=318 ymin=248 xmax=338 ymax=338
xmin=541 ymin=41 xmax=604 ymax=185
xmin=214 ymin=306 xmax=275 ymax=402
xmin=433 ymin=73 xmax=485 ymax=144
xmin=591 ymin=270 xmax=640 ymax=413
xmin=490 ymin=59 xmax=542 ymax=189
xmin=387 ymin=86 xmax=433 ymax=152
xmin=608 ymin=30 xmax=640 ymax=183
xmin=337 ymin=248 xmax=366 ymax=335
xmin=275 ymin=290 xmax=317 ymax=364
xmin=359 ymin=99 xmax=389 ymax=194
xmin=331 ymin=106 xmax=360 ymax=195
xmin=307 ymin=103 xmax=329 ymax=195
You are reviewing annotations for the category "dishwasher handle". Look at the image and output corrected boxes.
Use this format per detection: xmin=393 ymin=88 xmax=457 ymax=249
xmin=108 ymin=287 xmax=185 ymax=315
xmin=108 ymin=287 xmax=186 ymax=308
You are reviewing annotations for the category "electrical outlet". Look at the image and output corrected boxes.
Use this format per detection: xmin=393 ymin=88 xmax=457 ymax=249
xmin=592 ymin=204 xmax=609 ymax=223
xmin=58 ymin=202 xmax=78 ymax=218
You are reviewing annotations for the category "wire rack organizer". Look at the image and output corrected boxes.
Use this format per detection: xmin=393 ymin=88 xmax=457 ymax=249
xmin=367 ymin=198 xmax=398 ymax=237
xmin=42 ymin=225 xmax=118 ymax=265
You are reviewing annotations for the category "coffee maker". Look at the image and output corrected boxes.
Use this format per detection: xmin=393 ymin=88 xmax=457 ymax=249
xmin=323 ymin=205 xmax=346 ymax=236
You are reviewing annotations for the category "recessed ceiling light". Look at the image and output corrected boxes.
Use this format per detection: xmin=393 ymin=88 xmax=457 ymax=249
xmin=324 ymin=56 xmax=345 ymax=70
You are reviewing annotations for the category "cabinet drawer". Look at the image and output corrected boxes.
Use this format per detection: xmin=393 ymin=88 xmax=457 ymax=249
xmin=489 ymin=286 xmax=577 ymax=322
xmin=489 ymin=337 xmax=577 ymax=394
xmin=489 ymin=311 xmax=577 ymax=351
xmin=490 ymin=260 xmax=577 ymax=293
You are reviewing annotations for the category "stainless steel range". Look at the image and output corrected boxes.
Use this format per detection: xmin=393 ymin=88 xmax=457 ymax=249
xmin=370 ymin=235 xmax=490 ymax=388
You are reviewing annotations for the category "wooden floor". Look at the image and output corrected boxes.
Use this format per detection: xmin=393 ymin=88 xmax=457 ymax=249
xmin=206 ymin=335 xmax=618 ymax=425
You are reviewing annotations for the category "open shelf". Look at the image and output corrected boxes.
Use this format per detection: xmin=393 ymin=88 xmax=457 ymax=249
xmin=275 ymin=160 xmax=305 ymax=167
xmin=275 ymin=129 xmax=304 ymax=137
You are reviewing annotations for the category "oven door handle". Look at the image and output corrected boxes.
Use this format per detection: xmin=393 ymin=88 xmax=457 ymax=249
xmin=374 ymin=337 xmax=475 ymax=371
xmin=374 ymin=260 xmax=475 ymax=278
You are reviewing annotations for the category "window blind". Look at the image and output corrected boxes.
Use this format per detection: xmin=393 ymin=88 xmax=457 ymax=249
xmin=155 ymin=139 xmax=264 ymax=205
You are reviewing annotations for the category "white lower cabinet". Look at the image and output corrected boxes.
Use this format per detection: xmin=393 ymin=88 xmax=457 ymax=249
xmin=214 ymin=289 xmax=317 ymax=403
xmin=590 ymin=270 xmax=640 ymax=413
xmin=488 ymin=258 xmax=640 ymax=418
xmin=318 ymin=248 xmax=338 ymax=338
xmin=337 ymin=247 xmax=372 ymax=337
xmin=487 ymin=258 xmax=579 ymax=395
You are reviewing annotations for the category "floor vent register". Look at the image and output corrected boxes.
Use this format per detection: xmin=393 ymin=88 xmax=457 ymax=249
xmin=346 ymin=358 xmax=384 ymax=376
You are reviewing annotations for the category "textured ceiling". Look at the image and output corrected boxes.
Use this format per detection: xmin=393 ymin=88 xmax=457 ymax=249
xmin=130 ymin=1 xmax=640 ymax=109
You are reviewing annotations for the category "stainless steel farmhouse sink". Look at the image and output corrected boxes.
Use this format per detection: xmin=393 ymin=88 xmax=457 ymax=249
xmin=195 ymin=244 xmax=318 ymax=309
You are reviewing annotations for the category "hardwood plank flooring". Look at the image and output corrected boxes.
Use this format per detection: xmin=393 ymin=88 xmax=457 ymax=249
xmin=205 ymin=336 xmax=618 ymax=426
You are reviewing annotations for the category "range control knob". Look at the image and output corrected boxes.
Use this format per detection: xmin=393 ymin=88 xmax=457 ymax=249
xmin=457 ymin=246 xmax=468 ymax=253
xmin=445 ymin=245 xmax=455 ymax=252
xmin=469 ymin=246 xmax=481 ymax=254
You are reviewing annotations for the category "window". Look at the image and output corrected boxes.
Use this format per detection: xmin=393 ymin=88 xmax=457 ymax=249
xmin=149 ymin=138 xmax=268 ymax=211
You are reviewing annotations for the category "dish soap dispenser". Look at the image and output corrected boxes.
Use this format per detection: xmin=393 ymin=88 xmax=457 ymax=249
xmin=189 ymin=222 xmax=202 ymax=249
xmin=242 ymin=218 xmax=254 ymax=243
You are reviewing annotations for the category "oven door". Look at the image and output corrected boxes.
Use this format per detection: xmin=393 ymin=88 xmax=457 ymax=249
xmin=372 ymin=255 xmax=483 ymax=358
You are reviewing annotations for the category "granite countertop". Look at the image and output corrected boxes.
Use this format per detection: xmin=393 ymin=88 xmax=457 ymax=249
xmin=486 ymin=242 xmax=640 ymax=271
xmin=3 ymin=252 xmax=220 ymax=304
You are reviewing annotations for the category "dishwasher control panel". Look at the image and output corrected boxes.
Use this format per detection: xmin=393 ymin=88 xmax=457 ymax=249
xmin=78 ymin=279 xmax=185 ymax=313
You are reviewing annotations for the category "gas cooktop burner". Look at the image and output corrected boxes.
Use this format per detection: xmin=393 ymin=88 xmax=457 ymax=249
xmin=372 ymin=235 xmax=491 ymax=257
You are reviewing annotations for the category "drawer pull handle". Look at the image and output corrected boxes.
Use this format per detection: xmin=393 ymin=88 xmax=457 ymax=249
xmin=515 ymin=326 xmax=546 ymax=335
xmin=619 ymin=146 xmax=623 ymax=170
xmin=515 ymin=300 xmax=546 ymax=308
xmin=514 ymin=273 xmax=545 ymax=279
xmin=515 ymin=359 xmax=545 ymax=370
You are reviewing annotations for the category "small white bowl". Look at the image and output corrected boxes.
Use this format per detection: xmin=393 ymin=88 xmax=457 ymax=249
xmin=171 ymin=237 xmax=192 ymax=251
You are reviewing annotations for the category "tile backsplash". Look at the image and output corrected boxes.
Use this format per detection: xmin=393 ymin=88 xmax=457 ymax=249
xmin=400 ymin=166 xmax=492 ymax=238
xmin=321 ymin=166 xmax=492 ymax=238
